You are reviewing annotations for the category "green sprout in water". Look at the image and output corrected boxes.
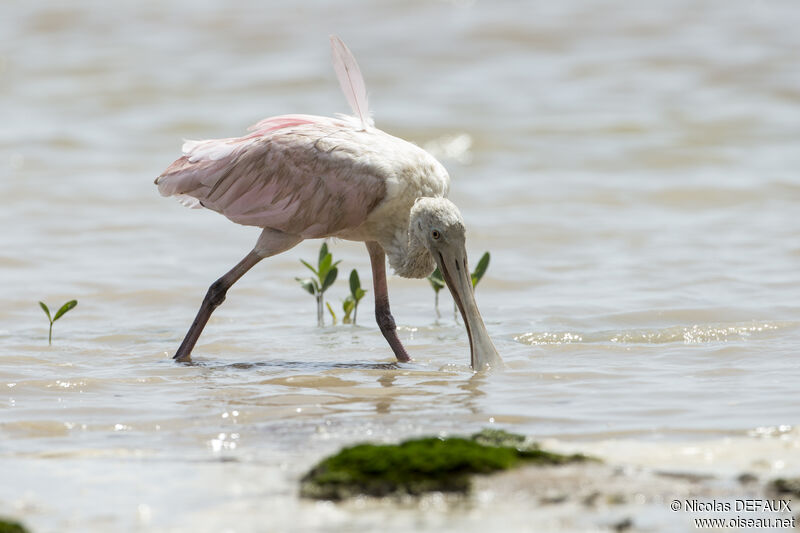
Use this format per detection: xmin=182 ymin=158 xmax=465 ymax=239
xmin=427 ymin=251 xmax=490 ymax=319
xmin=427 ymin=267 xmax=445 ymax=318
xmin=39 ymin=299 xmax=77 ymax=345
xmin=296 ymin=242 xmax=340 ymax=326
xmin=471 ymin=251 xmax=490 ymax=289
xmin=457 ymin=251 xmax=491 ymax=320
xmin=326 ymin=302 xmax=337 ymax=325
xmin=342 ymin=269 xmax=367 ymax=325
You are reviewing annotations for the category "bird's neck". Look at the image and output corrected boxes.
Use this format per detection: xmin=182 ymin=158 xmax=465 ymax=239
xmin=387 ymin=227 xmax=435 ymax=279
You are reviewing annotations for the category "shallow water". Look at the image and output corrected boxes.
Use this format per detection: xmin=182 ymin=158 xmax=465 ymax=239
xmin=2 ymin=1 xmax=800 ymax=531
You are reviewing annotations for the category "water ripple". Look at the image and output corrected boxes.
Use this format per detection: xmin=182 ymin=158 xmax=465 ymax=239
xmin=515 ymin=321 xmax=794 ymax=345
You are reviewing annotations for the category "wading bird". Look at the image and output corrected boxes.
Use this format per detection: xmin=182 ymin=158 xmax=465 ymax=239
xmin=156 ymin=36 xmax=503 ymax=371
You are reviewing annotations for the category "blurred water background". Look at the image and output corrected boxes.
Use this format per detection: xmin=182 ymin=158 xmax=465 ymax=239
xmin=1 ymin=1 xmax=799 ymax=531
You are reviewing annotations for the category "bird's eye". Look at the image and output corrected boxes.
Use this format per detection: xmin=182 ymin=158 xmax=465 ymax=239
xmin=431 ymin=230 xmax=441 ymax=240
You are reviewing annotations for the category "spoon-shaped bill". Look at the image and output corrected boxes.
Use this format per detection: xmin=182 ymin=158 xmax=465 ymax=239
xmin=435 ymin=247 xmax=503 ymax=371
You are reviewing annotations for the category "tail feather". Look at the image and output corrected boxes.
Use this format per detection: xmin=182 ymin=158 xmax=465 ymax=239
xmin=330 ymin=35 xmax=373 ymax=130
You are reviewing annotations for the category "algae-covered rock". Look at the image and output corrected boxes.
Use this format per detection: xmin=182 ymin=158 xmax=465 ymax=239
xmin=472 ymin=428 xmax=528 ymax=448
xmin=473 ymin=428 xmax=593 ymax=465
xmin=0 ymin=518 xmax=30 ymax=533
xmin=768 ymin=477 xmax=800 ymax=497
xmin=300 ymin=429 xmax=592 ymax=500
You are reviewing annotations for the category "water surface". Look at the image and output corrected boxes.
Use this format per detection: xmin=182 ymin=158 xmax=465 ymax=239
xmin=1 ymin=1 xmax=799 ymax=531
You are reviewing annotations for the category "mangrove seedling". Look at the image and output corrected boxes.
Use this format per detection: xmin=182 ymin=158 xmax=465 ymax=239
xmin=426 ymin=267 xmax=445 ymax=318
xmin=39 ymin=299 xmax=77 ymax=345
xmin=471 ymin=252 xmax=490 ymax=289
xmin=342 ymin=269 xmax=367 ymax=325
xmin=326 ymin=302 xmax=337 ymax=325
xmin=296 ymin=242 xmax=340 ymax=326
xmin=428 ymin=251 xmax=490 ymax=320
xmin=457 ymin=251 xmax=491 ymax=321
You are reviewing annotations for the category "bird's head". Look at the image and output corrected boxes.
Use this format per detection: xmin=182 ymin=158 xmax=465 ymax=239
xmin=410 ymin=198 xmax=504 ymax=371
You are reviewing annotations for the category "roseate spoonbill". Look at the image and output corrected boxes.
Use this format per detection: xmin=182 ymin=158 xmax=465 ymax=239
xmin=155 ymin=36 xmax=503 ymax=371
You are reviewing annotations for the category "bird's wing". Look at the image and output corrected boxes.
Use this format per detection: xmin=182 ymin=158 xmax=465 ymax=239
xmin=155 ymin=115 xmax=387 ymax=238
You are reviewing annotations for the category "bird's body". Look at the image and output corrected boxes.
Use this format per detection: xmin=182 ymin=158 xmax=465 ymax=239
xmin=157 ymin=114 xmax=448 ymax=278
xmin=156 ymin=37 xmax=502 ymax=370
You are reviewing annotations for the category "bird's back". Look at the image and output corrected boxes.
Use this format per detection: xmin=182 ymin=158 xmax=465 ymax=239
xmin=156 ymin=115 xmax=449 ymax=241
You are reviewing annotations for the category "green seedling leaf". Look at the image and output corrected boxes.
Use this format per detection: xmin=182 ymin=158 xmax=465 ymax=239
xmin=319 ymin=242 xmax=329 ymax=266
xmin=53 ymin=300 xmax=77 ymax=321
xmin=427 ymin=267 xmax=445 ymax=292
xmin=349 ymin=269 xmax=360 ymax=296
xmin=300 ymin=242 xmax=344 ymax=326
xmin=342 ymin=297 xmax=355 ymax=324
xmin=39 ymin=301 xmax=52 ymax=323
xmin=322 ymin=259 xmax=341 ymax=283
xmin=318 ymin=253 xmax=332 ymax=280
xmin=471 ymin=252 xmax=490 ymax=288
xmin=300 ymin=259 xmax=318 ymax=277
xmin=296 ymin=277 xmax=319 ymax=295
xmin=39 ymin=299 xmax=78 ymax=345
xmin=427 ymin=268 xmax=446 ymax=318
xmin=345 ymin=269 xmax=367 ymax=325
xmin=326 ymin=302 xmax=337 ymax=325
xmin=321 ymin=267 xmax=338 ymax=292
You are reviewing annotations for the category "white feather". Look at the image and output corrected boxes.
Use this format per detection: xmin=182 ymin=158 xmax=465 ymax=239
xmin=182 ymin=138 xmax=253 ymax=162
xmin=330 ymin=35 xmax=373 ymax=130
xmin=175 ymin=194 xmax=202 ymax=209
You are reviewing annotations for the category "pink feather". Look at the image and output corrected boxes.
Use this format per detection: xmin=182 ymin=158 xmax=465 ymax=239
xmin=330 ymin=35 xmax=373 ymax=130
xmin=155 ymin=115 xmax=389 ymax=238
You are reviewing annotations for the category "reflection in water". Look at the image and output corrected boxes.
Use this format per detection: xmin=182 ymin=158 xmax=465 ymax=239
xmin=376 ymin=373 xmax=397 ymax=413
xmin=375 ymin=400 xmax=392 ymax=414
xmin=458 ymin=373 xmax=487 ymax=416
xmin=378 ymin=374 xmax=396 ymax=388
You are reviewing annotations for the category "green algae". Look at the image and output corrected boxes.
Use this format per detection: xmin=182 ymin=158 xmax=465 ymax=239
xmin=300 ymin=429 xmax=593 ymax=500
xmin=769 ymin=477 xmax=800 ymax=497
xmin=0 ymin=518 xmax=29 ymax=533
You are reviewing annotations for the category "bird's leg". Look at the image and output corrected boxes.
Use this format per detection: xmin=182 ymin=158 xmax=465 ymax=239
xmin=173 ymin=250 xmax=263 ymax=362
xmin=172 ymin=229 xmax=302 ymax=362
xmin=366 ymin=241 xmax=411 ymax=363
